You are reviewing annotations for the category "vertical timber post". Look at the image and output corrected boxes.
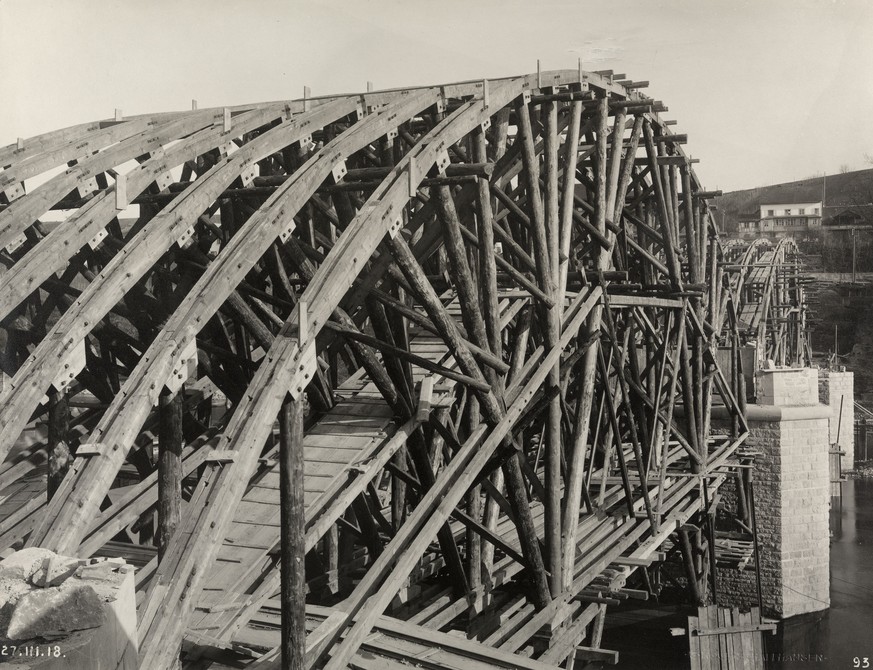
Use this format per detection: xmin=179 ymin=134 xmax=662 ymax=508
xmin=542 ymin=97 xmax=563 ymax=595
xmin=47 ymin=389 xmax=71 ymax=500
xmin=158 ymin=388 xmax=184 ymax=560
xmin=280 ymin=395 xmax=305 ymax=670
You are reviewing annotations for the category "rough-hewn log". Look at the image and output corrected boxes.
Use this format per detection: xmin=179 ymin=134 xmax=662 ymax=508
xmin=46 ymin=389 xmax=70 ymax=501
xmin=279 ymin=396 xmax=306 ymax=670
xmin=157 ymin=388 xmax=183 ymax=560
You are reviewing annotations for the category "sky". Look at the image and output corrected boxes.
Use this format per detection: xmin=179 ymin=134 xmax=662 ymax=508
xmin=1 ymin=0 xmax=871 ymax=192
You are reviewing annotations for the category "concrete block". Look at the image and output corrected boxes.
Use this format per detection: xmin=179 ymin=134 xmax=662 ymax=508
xmin=6 ymin=583 xmax=105 ymax=640
xmin=0 ymin=548 xmax=57 ymax=583
xmin=757 ymin=367 xmax=819 ymax=406
xmin=0 ymin=564 xmax=137 ymax=669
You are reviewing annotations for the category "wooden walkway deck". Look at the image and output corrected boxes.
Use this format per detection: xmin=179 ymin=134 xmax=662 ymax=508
xmin=229 ymin=604 xmax=562 ymax=670
xmin=737 ymin=250 xmax=776 ymax=332
xmin=210 ymin=438 xmax=723 ymax=669
xmin=186 ymin=294 xmax=522 ymax=642
xmin=191 ymin=395 xmax=398 ymax=613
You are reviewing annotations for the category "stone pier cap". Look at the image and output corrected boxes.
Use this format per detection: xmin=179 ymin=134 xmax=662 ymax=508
xmin=756 ymin=365 xmax=819 ymax=407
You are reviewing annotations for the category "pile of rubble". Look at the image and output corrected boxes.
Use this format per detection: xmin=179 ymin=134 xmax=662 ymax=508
xmin=0 ymin=548 xmax=126 ymax=642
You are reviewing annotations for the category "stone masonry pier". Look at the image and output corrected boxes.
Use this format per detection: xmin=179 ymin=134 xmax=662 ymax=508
xmin=718 ymin=367 xmax=831 ymax=618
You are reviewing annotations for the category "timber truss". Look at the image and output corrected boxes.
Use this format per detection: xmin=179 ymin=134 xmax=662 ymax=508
xmin=0 ymin=70 xmax=807 ymax=669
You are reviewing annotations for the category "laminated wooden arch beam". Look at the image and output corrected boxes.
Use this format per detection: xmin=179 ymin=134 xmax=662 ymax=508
xmin=0 ymin=99 xmax=359 ymax=465
xmin=0 ymin=109 xmax=229 ymax=251
xmin=28 ymin=92 xmax=439 ymax=554
xmin=0 ymin=105 xmax=293 ymax=320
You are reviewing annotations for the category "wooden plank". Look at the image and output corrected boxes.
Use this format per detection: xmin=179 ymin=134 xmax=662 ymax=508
xmin=326 ymin=402 xmax=394 ymax=418
xmin=688 ymin=615 xmax=703 ymax=670
xmin=303 ymin=434 xmax=377 ymax=449
xmin=216 ymin=545 xmax=266 ymax=564
xmin=574 ymin=646 xmax=619 ymax=664
xmin=717 ymin=607 xmax=729 ymax=670
xmin=739 ymin=611 xmax=754 ymax=670
xmin=233 ymin=500 xmax=281 ymax=524
xmin=729 ymin=607 xmax=743 ymax=670
xmin=308 ymin=413 xmax=391 ymax=429
xmin=708 ymin=603 xmax=721 ymax=670
xmin=373 ymin=615 xmax=560 ymax=670
xmin=697 ymin=607 xmax=713 ymax=670
xmin=306 ymin=423 xmax=389 ymax=438
xmin=302 ymin=447 xmax=371 ymax=464
xmin=695 ymin=622 xmax=777 ymax=637
xmin=302 ymin=460 xmax=359 ymax=477
xmin=303 ymin=474 xmax=339 ymax=493
xmin=539 ymin=602 xmax=602 ymax=664
xmin=750 ymin=607 xmax=763 ymax=670
xmin=252 ymin=471 xmax=281 ymax=489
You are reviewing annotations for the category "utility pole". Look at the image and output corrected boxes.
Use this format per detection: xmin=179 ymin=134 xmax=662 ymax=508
xmin=852 ymin=227 xmax=857 ymax=283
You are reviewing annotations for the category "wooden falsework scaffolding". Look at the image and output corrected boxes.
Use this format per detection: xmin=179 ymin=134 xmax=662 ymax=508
xmin=0 ymin=69 xmax=809 ymax=669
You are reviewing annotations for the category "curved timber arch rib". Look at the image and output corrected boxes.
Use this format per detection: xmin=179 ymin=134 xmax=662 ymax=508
xmin=0 ymin=70 xmax=801 ymax=669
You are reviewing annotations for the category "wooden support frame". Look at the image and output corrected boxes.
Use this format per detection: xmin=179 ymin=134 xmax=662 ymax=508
xmin=0 ymin=69 xmax=798 ymax=670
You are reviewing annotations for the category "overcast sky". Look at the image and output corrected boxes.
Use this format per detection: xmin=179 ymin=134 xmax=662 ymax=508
xmin=1 ymin=0 xmax=871 ymax=191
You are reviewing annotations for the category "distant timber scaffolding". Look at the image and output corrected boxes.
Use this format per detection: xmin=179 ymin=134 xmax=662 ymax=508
xmin=0 ymin=69 xmax=809 ymax=669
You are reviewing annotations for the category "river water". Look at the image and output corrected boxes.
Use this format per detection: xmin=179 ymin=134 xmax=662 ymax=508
xmin=601 ymin=478 xmax=873 ymax=669
xmin=765 ymin=478 xmax=873 ymax=669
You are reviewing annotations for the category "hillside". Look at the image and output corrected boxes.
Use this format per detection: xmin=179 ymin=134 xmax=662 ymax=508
xmin=714 ymin=168 xmax=873 ymax=232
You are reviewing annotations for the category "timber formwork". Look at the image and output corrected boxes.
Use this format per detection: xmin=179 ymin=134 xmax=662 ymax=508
xmin=0 ymin=70 xmax=807 ymax=669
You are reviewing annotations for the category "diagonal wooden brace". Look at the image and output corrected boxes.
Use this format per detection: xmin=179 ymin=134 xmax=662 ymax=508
xmin=416 ymin=375 xmax=434 ymax=422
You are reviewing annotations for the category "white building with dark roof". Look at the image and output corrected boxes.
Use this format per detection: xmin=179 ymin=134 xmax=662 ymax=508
xmin=736 ymin=201 xmax=822 ymax=237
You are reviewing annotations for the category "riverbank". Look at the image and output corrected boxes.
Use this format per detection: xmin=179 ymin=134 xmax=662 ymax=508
xmin=852 ymin=460 xmax=873 ymax=478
